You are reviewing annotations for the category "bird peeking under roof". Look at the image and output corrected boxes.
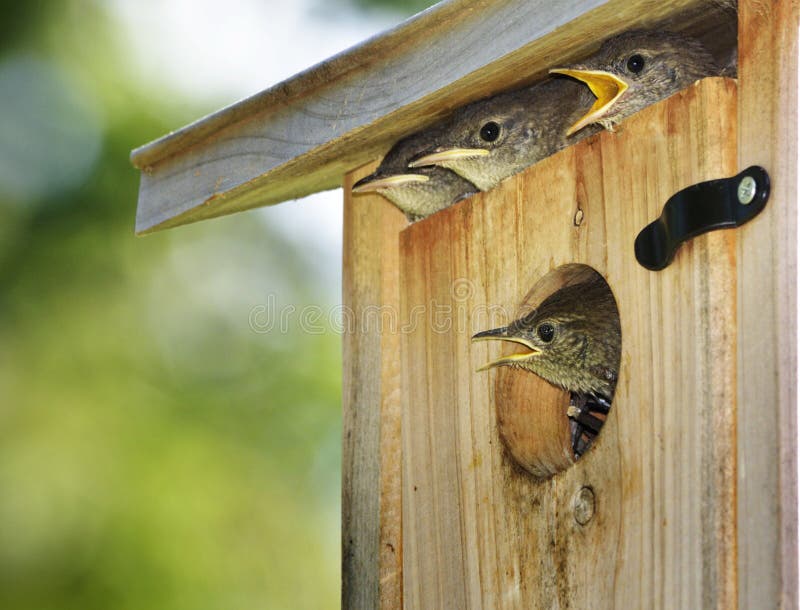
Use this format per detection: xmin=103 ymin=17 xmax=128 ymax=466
xmin=408 ymin=78 xmax=600 ymax=192
xmin=351 ymin=128 xmax=479 ymax=222
xmin=549 ymin=30 xmax=722 ymax=135
xmin=410 ymin=30 xmax=723 ymax=192
xmin=354 ymin=30 xmax=723 ymax=218
xmin=473 ymin=275 xmax=621 ymax=456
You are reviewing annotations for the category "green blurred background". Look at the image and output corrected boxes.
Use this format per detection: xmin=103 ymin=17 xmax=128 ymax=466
xmin=0 ymin=0 xmax=433 ymax=607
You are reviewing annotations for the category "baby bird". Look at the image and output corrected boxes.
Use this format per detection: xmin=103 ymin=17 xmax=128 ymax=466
xmin=549 ymin=30 xmax=721 ymax=135
xmin=408 ymin=78 xmax=599 ymax=191
xmin=473 ymin=276 xmax=620 ymax=399
xmin=351 ymin=128 xmax=478 ymax=222
xmin=473 ymin=275 xmax=621 ymax=456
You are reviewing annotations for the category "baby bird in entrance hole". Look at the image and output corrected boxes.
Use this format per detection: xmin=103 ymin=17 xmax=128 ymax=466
xmin=472 ymin=275 xmax=621 ymax=457
xmin=408 ymin=77 xmax=600 ymax=192
xmin=549 ymin=30 xmax=722 ymax=135
xmin=351 ymin=128 xmax=479 ymax=222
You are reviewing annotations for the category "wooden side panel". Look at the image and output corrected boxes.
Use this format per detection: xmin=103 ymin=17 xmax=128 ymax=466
xmin=342 ymin=164 xmax=405 ymax=610
xmin=401 ymin=78 xmax=738 ymax=609
xmin=737 ymin=2 xmax=799 ymax=608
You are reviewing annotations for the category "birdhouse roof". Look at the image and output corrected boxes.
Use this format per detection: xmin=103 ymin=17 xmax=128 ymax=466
xmin=130 ymin=0 xmax=733 ymax=234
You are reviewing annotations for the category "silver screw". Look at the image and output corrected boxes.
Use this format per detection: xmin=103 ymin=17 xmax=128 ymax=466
xmin=738 ymin=176 xmax=757 ymax=205
xmin=573 ymin=486 xmax=595 ymax=525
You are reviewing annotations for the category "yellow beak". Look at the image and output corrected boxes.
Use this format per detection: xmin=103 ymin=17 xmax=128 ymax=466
xmin=409 ymin=148 xmax=490 ymax=168
xmin=351 ymin=173 xmax=429 ymax=194
xmin=549 ymin=68 xmax=629 ymax=136
xmin=471 ymin=327 xmax=541 ymax=371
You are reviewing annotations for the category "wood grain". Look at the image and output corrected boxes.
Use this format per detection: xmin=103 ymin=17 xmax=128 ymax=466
xmin=342 ymin=163 xmax=405 ymax=610
xmin=401 ymin=78 xmax=738 ymax=609
xmin=494 ymin=363 xmax=573 ymax=479
xmin=737 ymin=1 xmax=799 ymax=608
xmin=130 ymin=0 xmax=736 ymax=233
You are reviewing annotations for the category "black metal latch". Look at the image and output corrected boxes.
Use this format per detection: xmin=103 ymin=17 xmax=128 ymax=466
xmin=634 ymin=166 xmax=770 ymax=271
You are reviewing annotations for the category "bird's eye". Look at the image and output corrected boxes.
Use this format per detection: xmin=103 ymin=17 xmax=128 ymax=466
xmin=536 ymin=322 xmax=555 ymax=343
xmin=479 ymin=121 xmax=501 ymax=142
xmin=626 ymin=54 xmax=645 ymax=74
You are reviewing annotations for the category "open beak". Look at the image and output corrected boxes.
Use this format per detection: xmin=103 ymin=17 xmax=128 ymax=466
xmin=409 ymin=147 xmax=490 ymax=168
xmin=549 ymin=68 xmax=629 ymax=136
xmin=471 ymin=326 xmax=541 ymax=371
xmin=351 ymin=173 xmax=429 ymax=194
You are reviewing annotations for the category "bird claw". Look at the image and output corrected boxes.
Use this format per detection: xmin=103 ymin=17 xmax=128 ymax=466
xmin=567 ymin=393 xmax=611 ymax=459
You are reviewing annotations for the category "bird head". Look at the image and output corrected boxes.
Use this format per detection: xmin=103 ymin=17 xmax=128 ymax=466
xmin=408 ymin=90 xmax=550 ymax=191
xmin=352 ymin=130 xmax=478 ymax=220
xmin=472 ymin=279 xmax=621 ymax=398
xmin=408 ymin=79 xmax=596 ymax=191
xmin=550 ymin=31 xmax=718 ymax=135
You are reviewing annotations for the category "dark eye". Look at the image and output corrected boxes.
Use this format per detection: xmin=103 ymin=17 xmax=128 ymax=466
xmin=479 ymin=121 xmax=501 ymax=142
xmin=537 ymin=322 xmax=555 ymax=343
xmin=626 ymin=54 xmax=645 ymax=73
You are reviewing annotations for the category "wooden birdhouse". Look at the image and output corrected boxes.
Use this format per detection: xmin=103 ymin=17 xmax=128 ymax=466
xmin=130 ymin=1 xmax=797 ymax=608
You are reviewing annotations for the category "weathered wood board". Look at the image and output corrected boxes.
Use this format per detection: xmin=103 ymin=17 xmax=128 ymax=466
xmin=399 ymin=78 xmax=738 ymax=609
xmin=736 ymin=1 xmax=798 ymax=608
xmin=342 ymin=164 xmax=406 ymax=610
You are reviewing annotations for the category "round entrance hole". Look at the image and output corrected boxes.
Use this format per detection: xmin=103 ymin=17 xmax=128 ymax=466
xmin=475 ymin=264 xmax=621 ymax=479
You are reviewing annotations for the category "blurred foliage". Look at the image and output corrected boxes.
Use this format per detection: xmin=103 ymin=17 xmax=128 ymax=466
xmin=333 ymin=0 xmax=438 ymax=18
xmin=0 ymin=0 xmax=61 ymax=52
xmin=0 ymin=1 xmax=354 ymax=608
xmin=355 ymin=0 xmax=437 ymax=14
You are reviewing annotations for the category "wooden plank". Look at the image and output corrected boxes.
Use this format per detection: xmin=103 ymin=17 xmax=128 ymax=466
xmin=341 ymin=162 xmax=405 ymax=610
xmin=401 ymin=78 xmax=738 ymax=608
xmin=130 ymin=0 xmax=736 ymax=233
xmin=736 ymin=1 xmax=799 ymax=608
